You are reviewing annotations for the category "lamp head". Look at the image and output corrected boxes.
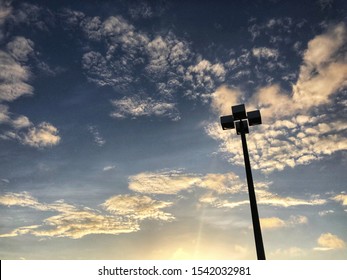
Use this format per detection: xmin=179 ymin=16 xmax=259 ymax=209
xmin=236 ymin=120 xmax=249 ymax=135
xmin=247 ymin=110 xmax=262 ymax=126
xmin=220 ymin=115 xmax=235 ymax=130
xmin=232 ymin=104 xmax=247 ymax=120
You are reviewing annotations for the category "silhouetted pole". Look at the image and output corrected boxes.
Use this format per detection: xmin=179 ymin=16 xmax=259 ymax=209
xmin=220 ymin=104 xmax=266 ymax=260
xmin=240 ymin=121 xmax=266 ymax=260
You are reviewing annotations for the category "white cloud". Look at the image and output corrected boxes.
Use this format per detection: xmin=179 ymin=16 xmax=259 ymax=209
xmin=0 ymin=50 xmax=33 ymax=102
xmin=184 ymin=59 xmax=226 ymax=98
xmin=318 ymin=210 xmax=334 ymax=216
xmin=111 ymin=96 xmax=180 ymax=120
xmin=103 ymin=165 xmax=116 ymax=171
xmin=21 ymin=122 xmax=61 ymax=148
xmin=314 ymin=232 xmax=346 ymax=251
xmin=6 ymin=36 xmax=34 ymax=61
xmin=88 ymin=125 xmax=106 ymax=146
xmin=252 ymin=47 xmax=279 ymax=60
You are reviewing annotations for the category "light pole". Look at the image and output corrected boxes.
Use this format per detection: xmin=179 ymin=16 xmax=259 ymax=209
xmin=220 ymin=104 xmax=266 ymax=260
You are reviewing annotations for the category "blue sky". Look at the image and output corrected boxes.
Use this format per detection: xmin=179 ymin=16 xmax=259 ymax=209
xmin=0 ymin=0 xmax=346 ymax=259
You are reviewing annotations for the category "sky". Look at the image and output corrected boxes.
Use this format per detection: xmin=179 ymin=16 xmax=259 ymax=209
xmin=0 ymin=0 xmax=346 ymax=260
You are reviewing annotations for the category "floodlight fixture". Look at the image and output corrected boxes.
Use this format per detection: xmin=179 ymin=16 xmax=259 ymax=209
xmin=220 ymin=104 xmax=265 ymax=260
xmin=220 ymin=115 xmax=235 ymax=130
xmin=231 ymin=104 xmax=247 ymax=120
xmin=236 ymin=120 xmax=249 ymax=135
xmin=248 ymin=110 xmax=262 ymax=126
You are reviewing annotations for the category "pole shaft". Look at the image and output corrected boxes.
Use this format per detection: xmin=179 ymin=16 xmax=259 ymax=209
xmin=240 ymin=130 xmax=266 ymax=260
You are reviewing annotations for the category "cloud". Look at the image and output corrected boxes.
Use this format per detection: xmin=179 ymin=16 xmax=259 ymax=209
xmin=0 ymin=192 xmax=45 ymax=210
xmin=201 ymin=186 xmax=326 ymax=209
xmin=21 ymin=122 xmax=61 ymax=148
xmin=331 ymin=194 xmax=347 ymax=206
xmin=210 ymin=85 xmax=241 ymax=115
xmin=102 ymin=194 xmax=174 ymax=221
xmin=103 ymin=165 xmax=116 ymax=171
xmin=130 ymin=169 xmax=326 ymax=212
xmin=0 ymin=209 xmax=139 ymax=239
xmin=6 ymin=36 xmax=34 ymax=61
xmin=0 ymin=30 xmax=60 ymax=149
xmin=184 ymin=59 xmax=226 ymax=99
xmin=260 ymin=215 xmax=307 ymax=230
xmin=293 ymin=23 xmax=347 ymax=109
xmin=88 ymin=125 xmax=106 ymax=146
xmin=314 ymin=232 xmax=346 ymax=251
xmin=206 ymin=23 xmax=347 ymax=173
xmin=111 ymin=96 xmax=180 ymax=120
xmin=129 ymin=170 xmax=201 ymax=194
xmin=252 ymin=47 xmax=279 ymax=60
xmin=129 ymin=170 xmax=245 ymax=195
xmin=0 ymin=50 xmax=33 ymax=102
xmin=0 ymin=192 xmax=175 ymax=239
xmin=318 ymin=210 xmax=334 ymax=216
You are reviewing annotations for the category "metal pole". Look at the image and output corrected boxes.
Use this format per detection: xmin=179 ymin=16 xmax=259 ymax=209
xmin=240 ymin=124 xmax=266 ymax=260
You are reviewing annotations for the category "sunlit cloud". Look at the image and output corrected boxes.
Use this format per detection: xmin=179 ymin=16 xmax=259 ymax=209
xmin=0 ymin=192 xmax=176 ymax=239
xmin=205 ymin=23 xmax=347 ymax=173
xmin=210 ymin=85 xmax=241 ymax=115
xmin=260 ymin=215 xmax=307 ymax=230
xmin=129 ymin=170 xmax=201 ymax=194
xmin=20 ymin=122 xmax=61 ymax=148
xmin=314 ymin=232 xmax=346 ymax=251
xmin=0 ymin=192 xmax=45 ymax=210
xmin=102 ymin=194 xmax=174 ymax=221
xmin=331 ymin=193 xmax=347 ymax=206
xmin=128 ymin=170 xmax=245 ymax=195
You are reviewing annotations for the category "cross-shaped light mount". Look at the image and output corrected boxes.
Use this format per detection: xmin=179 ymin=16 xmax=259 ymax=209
xmin=220 ymin=104 xmax=262 ymax=135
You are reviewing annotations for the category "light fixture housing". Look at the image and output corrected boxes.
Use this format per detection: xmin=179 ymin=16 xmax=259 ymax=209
xmin=232 ymin=104 xmax=247 ymax=120
xmin=247 ymin=110 xmax=262 ymax=126
xmin=220 ymin=115 xmax=235 ymax=130
xmin=236 ymin=120 xmax=249 ymax=135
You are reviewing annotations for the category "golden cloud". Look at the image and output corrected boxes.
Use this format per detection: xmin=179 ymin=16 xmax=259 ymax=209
xmin=315 ymin=232 xmax=346 ymax=250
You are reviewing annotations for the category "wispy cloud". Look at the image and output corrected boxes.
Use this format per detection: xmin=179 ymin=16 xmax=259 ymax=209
xmin=103 ymin=165 xmax=116 ymax=171
xmin=260 ymin=215 xmax=307 ymax=230
xmin=102 ymin=194 xmax=174 ymax=221
xmin=252 ymin=47 xmax=279 ymax=60
xmin=110 ymin=96 xmax=180 ymax=121
xmin=0 ymin=50 xmax=33 ymax=102
xmin=88 ymin=125 xmax=106 ymax=146
xmin=0 ymin=6 xmax=60 ymax=149
xmin=0 ymin=192 xmax=174 ymax=239
xmin=128 ymin=170 xmax=245 ymax=195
